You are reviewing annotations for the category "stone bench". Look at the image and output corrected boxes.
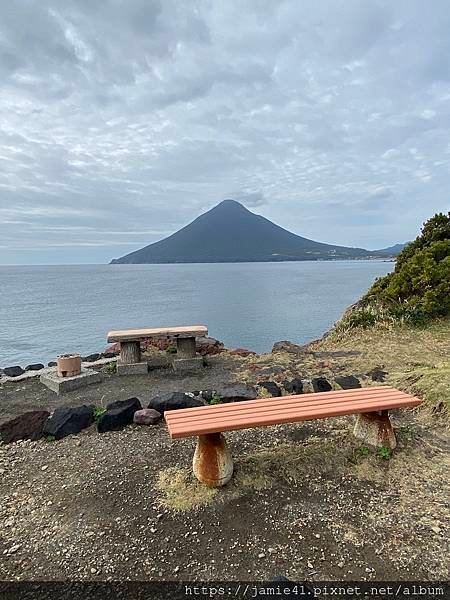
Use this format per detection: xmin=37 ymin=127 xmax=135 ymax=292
xmin=165 ymin=386 xmax=421 ymax=486
xmin=106 ymin=325 xmax=208 ymax=375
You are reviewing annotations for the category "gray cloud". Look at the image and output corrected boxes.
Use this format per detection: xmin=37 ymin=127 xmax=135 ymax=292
xmin=0 ymin=0 xmax=449 ymax=263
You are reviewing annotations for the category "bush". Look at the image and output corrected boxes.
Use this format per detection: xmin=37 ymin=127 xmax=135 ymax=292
xmin=341 ymin=212 xmax=450 ymax=329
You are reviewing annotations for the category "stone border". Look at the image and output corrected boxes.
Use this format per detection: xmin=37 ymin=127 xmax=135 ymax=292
xmin=0 ymin=357 xmax=117 ymax=384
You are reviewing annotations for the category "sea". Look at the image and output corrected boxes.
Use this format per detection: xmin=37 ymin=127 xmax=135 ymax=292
xmin=0 ymin=261 xmax=393 ymax=367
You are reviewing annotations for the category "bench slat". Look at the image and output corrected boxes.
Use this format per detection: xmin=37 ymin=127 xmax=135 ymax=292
xmin=166 ymin=386 xmax=406 ymax=422
xmin=107 ymin=325 xmax=208 ymax=343
xmin=165 ymin=387 xmax=421 ymax=438
xmin=166 ymin=390 xmax=412 ymax=427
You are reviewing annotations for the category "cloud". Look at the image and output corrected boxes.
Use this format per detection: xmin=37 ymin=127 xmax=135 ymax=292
xmin=0 ymin=0 xmax=450 ymax=263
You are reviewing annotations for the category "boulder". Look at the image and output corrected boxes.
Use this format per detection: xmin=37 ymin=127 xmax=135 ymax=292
xmin=25 ymin=363 xmax=45 ymax=371
xmin=97 ymin=397 xmax=142 ymax=433
xmin=148 ymin=392 xmax=204 ymax=414
xmin=43 ymin=405 xmax=94 ymax=440
xmin=366 ymin=367 xmax=388 ymax=382
xmin=48 ymin=361 xmax=57 ymax=367
xmin=133 ymin=408 xmax=162 ymax=425
xmin=272 ymin=341 xmax=306 ymax=354
xmin=312 ymin=377 xmax=332 ymax=393
xmin=82 ymin=353 xmax=101 ymax=362
xmin=102 ymin=352 xmax=117 ymax=359
xmin=282 ymin=378 xmax=304 ymax=394
xmin=3 ymin=366 xmax=25 ymax=378
xmin=195 ymin=337 xmax=224 ymax=356
xmin=258 ymin=381 xmax=282 ymax=397
xmin=335 ymin=375 xmax=361 ymax=389
xmin=214 ymin=383 xmax=258 ymax=403
xmin=229 ymin=348 xmax=256 ymax=357
xmin=0 ymin=411 xmax=50 ymax=444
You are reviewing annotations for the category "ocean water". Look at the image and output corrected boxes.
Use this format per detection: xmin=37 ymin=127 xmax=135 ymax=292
xmin=0 ymin=261 xmax=393 ymax=367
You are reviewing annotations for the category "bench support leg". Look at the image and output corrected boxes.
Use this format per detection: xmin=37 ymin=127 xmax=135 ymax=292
xmin=119 ymin=341 xmax=141 ymax=364
xmin=353 ymin=410 xmax=397 ymax=450
xmin=176 ymin=336 xmax=197 ymax=359
xmin=117 ymin=341 xmax=148 ymax=375
xmin=193 ymin=433 xmax=233 ymax=487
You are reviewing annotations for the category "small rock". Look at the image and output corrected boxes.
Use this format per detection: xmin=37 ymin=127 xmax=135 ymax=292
xmin=283 ymin=378 xmax=304 ymax=394
xmin=97 ymin=398 xmax=142 ymax=433
xmin=258 ymin=381 xmax=282 ymax=397
xmin=3 ymin=366 xmax=25 ymax=378
xmin=41 ymin=465 xmax=49 ymax=471
xmin=312 ymin=377 xmax=332 ymax=393
xmin=335 ymin=375 xmax=361 ymax=389
xmin=133 ymin=409 xmax=162 ymax=426
xmin=43 ymin=405 xmax=94 ymax=440
xmin=338 ymin=560 xmax=345 ymax=568
xmin=258 ymin=553 xmax=266 ymax=559
xmin=47 ymin=361 xmax=57 ymax=367
xmin=82 ymin=353 xmax=101 ymax=362
xmin=25 ymin=363 xmax=45 ymax=371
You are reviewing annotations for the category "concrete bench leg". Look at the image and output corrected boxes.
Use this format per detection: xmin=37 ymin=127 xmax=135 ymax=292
xmin=117 ymin=341 xmax=148 ymax=375
xmin=353 ymin=410 xmax=397 ymax=450
xmin=173 ymin=336 xmax=205 ymax=373
xmin=193 ymin=433 xmax=233 ymax=487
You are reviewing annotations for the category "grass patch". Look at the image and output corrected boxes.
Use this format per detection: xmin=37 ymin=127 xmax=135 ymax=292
xmin=155 ymin=467 xmax=218 ymax=511
xmin=92 ymin=406 xmax=107 ymax=422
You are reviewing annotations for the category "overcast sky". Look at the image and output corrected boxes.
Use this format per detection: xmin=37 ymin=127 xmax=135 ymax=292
xmin=1 ymin=1 xmax=449 ymax=264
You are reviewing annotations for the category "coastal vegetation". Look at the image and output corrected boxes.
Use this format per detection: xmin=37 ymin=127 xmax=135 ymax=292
xmin=336 ymin=212 xmax=450 ymax=330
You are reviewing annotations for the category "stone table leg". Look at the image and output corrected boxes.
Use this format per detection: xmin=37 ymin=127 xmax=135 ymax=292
xmin=117 ymin=341 xmax=148 ymax=375
xmin=193 ymin=433 xmax=233 ymax=487
xmin=353 ymin=410 xmax=397 ymax=450
xmin=119 ymin=341 xmax=141 ymax=364
xmin=176 ymin=336 xmax=197 ymax=358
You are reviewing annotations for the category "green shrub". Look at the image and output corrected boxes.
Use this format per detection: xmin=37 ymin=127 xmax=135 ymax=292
xmin=92 ymin=406 xmax=106 ymax=421
xmin=105 ymin=362 xmax=117 ymax=374
xmin=209 ymin=395 xmax=223 ymax=405
xmin=377 ymin=446 xmax=392 ymax=460
xmin=166 ymin=346 xmax=177 ymax=354
xmin=340 ymin=212 xmax=450 ymax=329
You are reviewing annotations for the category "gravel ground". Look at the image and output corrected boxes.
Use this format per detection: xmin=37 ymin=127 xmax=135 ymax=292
xmin=0 ymin=412 xmax=448 ymax=582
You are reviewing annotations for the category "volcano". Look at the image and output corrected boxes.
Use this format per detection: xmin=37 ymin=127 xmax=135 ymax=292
xmin=110 ymin=199 xmax=376 ymax=264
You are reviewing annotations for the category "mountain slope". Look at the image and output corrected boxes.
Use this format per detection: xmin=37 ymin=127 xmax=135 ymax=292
xmin=110 ymin=199 xmax=374 ymax=264
xmin=372 ymin=243 xmax=409 ymax=256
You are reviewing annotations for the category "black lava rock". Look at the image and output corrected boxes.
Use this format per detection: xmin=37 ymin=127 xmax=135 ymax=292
xmin=148 ymin=392 xmax=204 ymax=414
xmin=25 ymin=363 xmax=45 ymax=371
xmin=97 ymin=397 xmax=142 ymax=433
xmin=367 ymin=367 xmax=388 ymax=382
xmin=335 ymin=375 xmax=361 ymax=389
xmin=82 ymin=353 xmax=101 ymax=362
xmin=0 ymin=411 xmax=50 ymax=444
xmin=102 ymin=352 xmax=117 ymax=359
xmin=48 ymin=361 xmax=57 ymax=367
xmin=282 ymin=378 xmax=304 ymax=394
xmin=43 ymin=405 xmax=94 ymax=440
xmin=258 ymin=381 xmax=282 ymax=397
xmin=3 ymin=366 xmax=25 ymax=377
xmin=213 ymin=383 xmax=258 ymax=403
xmin=312 ymin=377 xmax=332 ymax=393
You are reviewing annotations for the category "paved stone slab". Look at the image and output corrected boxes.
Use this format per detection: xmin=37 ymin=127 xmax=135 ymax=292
xmin=40 ymin=368 xmax=103 ymax=394
xmin=116 ymin=362 xmax=149 ymax=376
xmin=173 ymin=356 xmax=205 ymax=373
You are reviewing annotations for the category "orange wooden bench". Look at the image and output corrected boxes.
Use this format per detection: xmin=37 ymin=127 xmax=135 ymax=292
xmin=165 ymin=386 xmax=421 ymax=486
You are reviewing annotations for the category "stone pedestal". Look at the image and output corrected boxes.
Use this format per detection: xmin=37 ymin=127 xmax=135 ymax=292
xmin=353 ymin=411 xmax=397 ymax=450
xmin=193 ymin=433 xmax=233 ymax=487
xmin=40 ymin=368 xmax=102 ymax=395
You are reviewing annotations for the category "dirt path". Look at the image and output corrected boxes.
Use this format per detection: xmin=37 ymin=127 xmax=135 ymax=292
xmin=1 ymin=413 xmax=448 ymax=581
